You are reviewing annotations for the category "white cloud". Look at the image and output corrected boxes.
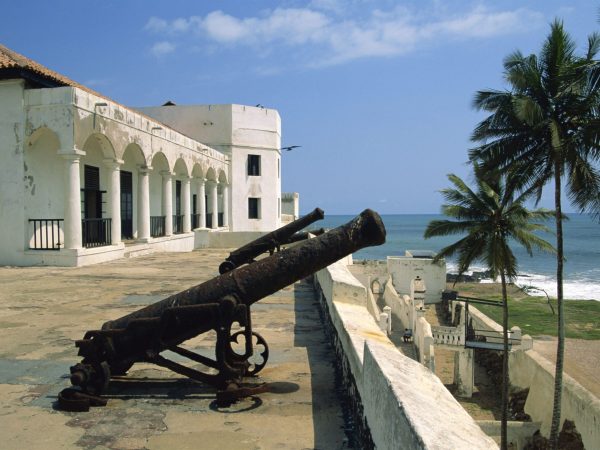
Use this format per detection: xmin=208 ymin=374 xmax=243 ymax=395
xmin=145 ymin=17 xmax=168 ymax=32
xmin=144 ymin=4 xmax=544 ymax=66
xmin=150 ymin=41 xmax=176 ymax=57
xmin=424 ymin=6 xmax=543 ymax=39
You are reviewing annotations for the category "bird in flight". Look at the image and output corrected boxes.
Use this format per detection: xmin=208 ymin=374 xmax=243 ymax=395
xmin=281 ymin=145 xmax=301 ymax=151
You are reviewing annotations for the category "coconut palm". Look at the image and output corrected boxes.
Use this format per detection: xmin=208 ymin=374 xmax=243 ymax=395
xmin=424 ymin=168 xmax=554 ymax=450
xmin=469 ymin=20 xmax=600 ymax=447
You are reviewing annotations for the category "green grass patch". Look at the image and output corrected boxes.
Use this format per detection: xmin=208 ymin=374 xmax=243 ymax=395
xmin=454 ymin=283 xmax=600 ymax=340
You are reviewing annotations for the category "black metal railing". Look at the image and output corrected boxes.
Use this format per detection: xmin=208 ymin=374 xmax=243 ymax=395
xmin=173 ymin=214 xmax=184 ymax=234
xmin=206 ymin=213 xmax=213 ymax=228
xmin=191 ymin=213 xmax=201 ymax=229
xmin=29 ymin=219 xmax=64 ymax=250
xmin=218 ymin=213 xmax=224 ymax=227
xmin=82 ymin=218 xmax=112 ymax=248
xmin=150 ymin=216 xmax=165 ymax=237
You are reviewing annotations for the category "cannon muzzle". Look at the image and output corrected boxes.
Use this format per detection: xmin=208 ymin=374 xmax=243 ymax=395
xmin=219 ymin=207 xmax=325 ymax=273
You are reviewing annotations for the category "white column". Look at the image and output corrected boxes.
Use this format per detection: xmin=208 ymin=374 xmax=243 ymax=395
xmin=62 ymin=153 xmax=83 ymax=250
xmin=197 ymin=178 xmax=206 ymax=228
xmin=212 ymin=181 xmax=219 ymax=229
xmin=162 ymin=171 xmax=173 ymax=236
xmin=222 ymin=183 xmax=229 ymax=228
xmin=138 ymin=166 xmax=151 ymax=240
xmin=105 ymin=159 xmax=123 ymax=245
xmin=182 ymin=177 xmax=191 ymax=233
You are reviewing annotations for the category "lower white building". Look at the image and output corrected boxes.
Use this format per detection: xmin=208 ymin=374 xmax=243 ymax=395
xmin=0 ymin=44 xmax=295 ymax=266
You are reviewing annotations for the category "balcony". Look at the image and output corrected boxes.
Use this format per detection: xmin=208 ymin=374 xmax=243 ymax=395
xmin=82 ymin=218 xmax=112 ymax=248
xmin=29 ymin=219 xmax=64 ymax=250
xmin=150 ymin=216 xmax=165 ymax=237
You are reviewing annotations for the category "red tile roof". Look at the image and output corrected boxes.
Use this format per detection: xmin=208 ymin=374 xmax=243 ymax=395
xmin=0 ymin=43 xmax=94 ymax=92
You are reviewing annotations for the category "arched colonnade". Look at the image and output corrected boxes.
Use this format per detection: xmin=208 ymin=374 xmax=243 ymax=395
xmin=25 ymin=127 xmax=229 ymax=252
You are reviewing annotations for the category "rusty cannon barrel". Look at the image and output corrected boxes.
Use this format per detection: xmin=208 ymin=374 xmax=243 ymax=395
xmin=65 ymin=209 xmax=385 ymax=407
xmin=218 ymin=207 xmax=325 ymax=274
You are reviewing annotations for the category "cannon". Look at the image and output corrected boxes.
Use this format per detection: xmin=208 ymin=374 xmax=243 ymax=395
xmin=58 ymin=209 xmax=385 ymax=410
xmin=218 ymin=207 xmax=324 ymax=274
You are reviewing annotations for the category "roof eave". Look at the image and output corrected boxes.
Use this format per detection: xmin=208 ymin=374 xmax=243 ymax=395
xmin=0 ymin=67 xmax=66 ymax=89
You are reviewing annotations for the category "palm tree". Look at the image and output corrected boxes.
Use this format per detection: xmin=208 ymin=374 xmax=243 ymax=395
xmin=469 ymin=20 xmax=600 ymax=447
xmin=424 ymin=168 xmax=554 ymax=450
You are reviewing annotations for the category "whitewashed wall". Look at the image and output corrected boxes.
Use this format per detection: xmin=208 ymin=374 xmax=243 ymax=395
xmin=509 ymin=349 xmax=600 ymax=449
xmin=137 ymin=104 xmax=281 ymax=232
xmin=1 ymin=84 xmax=231 ymax=266
xmin=0 ymin=80 xmax=27 ymax=264
xmin=315 ymin=259 xmax=497 ymax=450
xmin=387 ymin=254 xmax=446 ymax=303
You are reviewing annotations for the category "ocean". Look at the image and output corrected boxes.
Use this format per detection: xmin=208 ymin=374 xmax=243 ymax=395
xmin=318 ymin=214 xmax=600 ymax=301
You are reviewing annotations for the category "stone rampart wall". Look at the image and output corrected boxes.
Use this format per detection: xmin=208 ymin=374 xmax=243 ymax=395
xmin=383 ymin=280 xmax=411 ymax=331
xmin=414 ymin=316 xmax=435 ymax=370
xmin=509 ymin=349 xmax=600 ymax=450
xmin=315 ymin=260 xmax=497 ymax=450
xmin=457 ymin=301 xmax=598 ymax=449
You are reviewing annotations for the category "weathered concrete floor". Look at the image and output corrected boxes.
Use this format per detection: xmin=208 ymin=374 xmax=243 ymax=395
xmin=0 ymin=250 xmax=347 ymax=450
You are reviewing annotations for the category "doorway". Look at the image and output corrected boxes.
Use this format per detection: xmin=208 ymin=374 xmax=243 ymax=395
xmin=120 ymin=170 xmax=133 ymax=239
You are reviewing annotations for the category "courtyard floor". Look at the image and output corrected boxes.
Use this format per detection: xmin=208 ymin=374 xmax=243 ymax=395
xmin=0 ymin=250 xmax=348 ymax=450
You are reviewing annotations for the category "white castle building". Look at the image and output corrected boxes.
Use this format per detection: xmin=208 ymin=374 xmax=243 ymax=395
xmin=0 ymin=45 xmax=299 ymax=267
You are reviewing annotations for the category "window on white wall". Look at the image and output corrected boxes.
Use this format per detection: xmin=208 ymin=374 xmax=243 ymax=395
xmin=277 ymin=158 xmax=280 ymax=178
xmin=248 ymin=197 xmax=260 ymax=219
xmin=247 ymin=155 xmax=261 ymax=176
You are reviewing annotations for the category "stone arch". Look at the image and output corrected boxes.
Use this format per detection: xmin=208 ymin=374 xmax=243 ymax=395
xmin=26 ymin=126 xmax=61 ymax=151
xmin=150 ymin=152 xmax=170 ymax=172
xmin=191 ymin=162 xmax=205 ymax=179
xmin=120 ymin=143 xmax=146 ymax=240
xmin=173 ymin=158 xmax=189 ymax=177
xmin=80 ymin=133 xmax=116 ymax=204
xmin=24 ymin=127 xmax=65 ymax=249
xmin=205 ymin=166 xmax=217 ymax=182
xmin=122 ymin=143 xmax=145 ymax=166
xmin=82 ymin=133 xmax=116 ymax=159
xmin=218 ymin=168 xmax=228 ymax=184
xmin=79 ymin=133 xmax=116 ymax=229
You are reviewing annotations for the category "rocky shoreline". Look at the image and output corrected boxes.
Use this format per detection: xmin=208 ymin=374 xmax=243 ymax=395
xmin=446 ymin=270 xmax=492 ymax=283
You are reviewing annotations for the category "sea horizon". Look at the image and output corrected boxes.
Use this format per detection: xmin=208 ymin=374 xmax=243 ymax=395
xmin=314 ymin=213 xmax=600 ymax=301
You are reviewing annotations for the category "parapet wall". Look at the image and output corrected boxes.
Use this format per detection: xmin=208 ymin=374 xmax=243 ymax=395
xmin=383 ymin=281 xmax=435 ymax=370
xmin=383 ymin=280 xmax=411 ymax=330
xmin=509 ymin=349 xmax=600 ymax=450
xmin=315 ymin=260 xmax=497 ymax=450
xmin=455 ymin=302 xmax=598 ymax=449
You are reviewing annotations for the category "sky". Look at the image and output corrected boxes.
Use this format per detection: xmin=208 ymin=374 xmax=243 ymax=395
xmin=1 ymin=1 xmax=597 ymax=214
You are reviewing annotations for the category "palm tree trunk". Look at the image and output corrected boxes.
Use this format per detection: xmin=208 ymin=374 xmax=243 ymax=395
xmin=549 ymin=163 xmax=565 ymax=449
xmin=500 ymin=270 xmax=509 ymax=450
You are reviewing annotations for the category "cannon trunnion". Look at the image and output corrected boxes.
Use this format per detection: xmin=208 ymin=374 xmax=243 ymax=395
xmin=59 ymin=209 xmax=385 ymax=410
